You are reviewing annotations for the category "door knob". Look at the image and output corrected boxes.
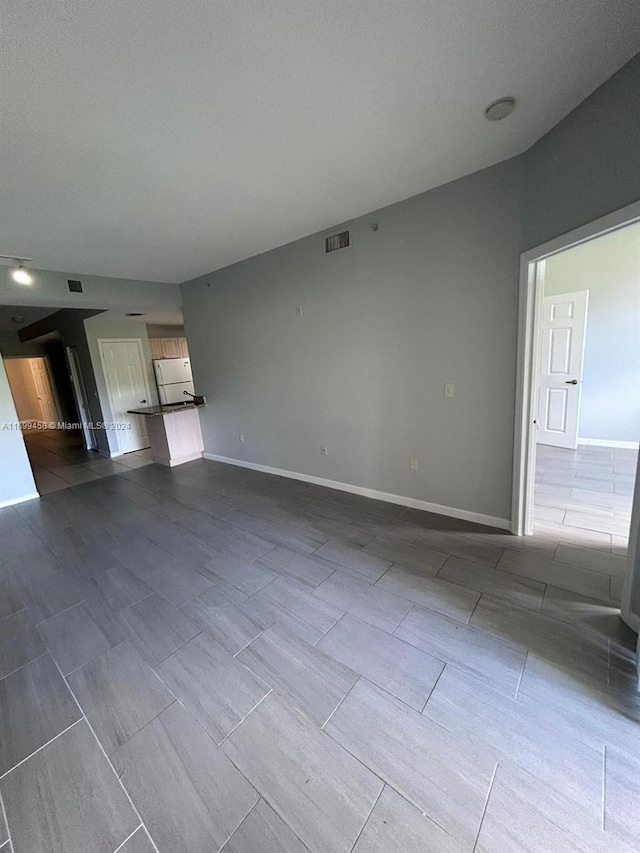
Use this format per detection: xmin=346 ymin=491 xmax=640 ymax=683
xmin=140 ymin=399 xmax=147 ymax=403
xmin=565 ymin=380 xmax=578 ymax=385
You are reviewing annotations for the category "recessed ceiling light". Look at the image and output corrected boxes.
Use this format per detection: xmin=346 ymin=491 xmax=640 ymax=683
xmin=485 ymin=97 xmax=516 ymax=121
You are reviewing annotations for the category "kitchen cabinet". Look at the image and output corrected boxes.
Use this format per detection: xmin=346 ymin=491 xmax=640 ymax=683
xmin=149 ymin=337 xmax=189 ymax=360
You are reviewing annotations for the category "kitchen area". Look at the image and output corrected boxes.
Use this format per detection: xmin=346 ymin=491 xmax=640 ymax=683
xmin=127 ymin=327 xmax=206 ymax=467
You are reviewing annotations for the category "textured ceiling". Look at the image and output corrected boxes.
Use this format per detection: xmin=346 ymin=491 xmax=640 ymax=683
xmin=1 ymin=1 xmax=639 ymax=283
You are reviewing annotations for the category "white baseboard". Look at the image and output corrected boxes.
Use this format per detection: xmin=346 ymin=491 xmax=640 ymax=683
xmin=0 ymin=490 xmax=40 ymax=509
xmin=578 ymin=438 xmax=639 ymax=450
xmin=203 ymin=453 xmax=511 ymax=531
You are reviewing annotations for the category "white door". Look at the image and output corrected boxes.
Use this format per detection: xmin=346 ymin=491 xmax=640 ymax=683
xmin=30 ymin=358 xmax=60 ymax=424
xmin=537 ymin=290 xmax=589 ymax=449
xmin=98 ymin=339 xmax=151 ymax=453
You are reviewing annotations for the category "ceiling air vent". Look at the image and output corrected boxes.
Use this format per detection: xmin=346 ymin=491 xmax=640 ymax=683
xmin=324 ymin=230 xmax=350 ymax=253
xmin=67 ymin=279 xmax=83 ymax=293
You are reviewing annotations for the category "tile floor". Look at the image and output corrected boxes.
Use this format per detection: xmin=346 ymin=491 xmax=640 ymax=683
xmin=23 ymin=429 xmax=153 ymax=494
xmin=0 ymin=451 xmax=638 ymax=853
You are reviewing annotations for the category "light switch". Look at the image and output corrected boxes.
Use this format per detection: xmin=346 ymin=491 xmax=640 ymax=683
xmin=444 ymin=383 xmax=455 ymax=398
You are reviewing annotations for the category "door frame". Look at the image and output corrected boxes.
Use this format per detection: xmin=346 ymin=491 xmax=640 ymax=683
xmin=4 ymin=355 xmax=62 ymax=425
xmin=65 ymin=345 xmax=96 ymax=451
xmin=512 ymin=199 xmax=640 ymax=537
xmin=97 ymin=338 xmax=152 ymax=455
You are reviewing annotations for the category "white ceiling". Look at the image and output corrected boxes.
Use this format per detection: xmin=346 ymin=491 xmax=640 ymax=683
xmin=2 ymin=1 xmax=639 ymax=284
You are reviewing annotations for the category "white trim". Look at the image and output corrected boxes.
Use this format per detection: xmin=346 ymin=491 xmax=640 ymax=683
xmin=99 ymin=448 xmax=123 ymax=458
xmin=204 ymin=453 xmax=511 ymax=530
xmin=154 ymin=450 xmax=203 ymax=467
xmin=578 ymin=438 xmax=640 ymax=450
xmin=0 ymin=490 xmax=39 ymax=509
xmin=512 ymin=200 xmax=640 ymax=536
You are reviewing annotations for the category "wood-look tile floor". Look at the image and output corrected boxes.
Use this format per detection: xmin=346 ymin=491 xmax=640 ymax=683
xmin=23 ymin=429 xmax=153 ymax=495
xmin=0 ymin=456 xmax=638 ymax=853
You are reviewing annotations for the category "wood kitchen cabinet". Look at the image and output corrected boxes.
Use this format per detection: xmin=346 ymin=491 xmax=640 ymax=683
xmin=150 ymin=337 xmax=189 ymax=359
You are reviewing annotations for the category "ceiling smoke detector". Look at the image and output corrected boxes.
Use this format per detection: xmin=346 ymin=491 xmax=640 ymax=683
xmin=484 ymin=97 xmax=516 ymax=121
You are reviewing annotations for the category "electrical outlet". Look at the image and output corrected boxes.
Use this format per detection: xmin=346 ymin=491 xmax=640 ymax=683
xmin=239 ymin=433 xmax=245 ymax=443
xmin=444 ymin=383 xmax=455 ymax=398
xmin=410 ymin=458 xmax=418 ymax=471
xmin=296 ymin=305 xmax=304 ymax=317
xmin=321 ymin=445 xmax=328 ymax=456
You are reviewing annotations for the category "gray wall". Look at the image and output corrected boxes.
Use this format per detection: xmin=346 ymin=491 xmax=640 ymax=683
xmin=182 ymin=54 xmax=640 ymax=525
xmin=0 ymin=331 xmax=48 ymax=358
xmin=0 ymin=355 xmax=37 ymax=506
xmin=523 ymin=55 xmax=640 ymax=250
xmin=544 ymin=222 xmax=640 ymax=444
xmin=146 ymin=324 xmax=186 ymax=338
xmin=183 ymin=158 xmax=523 ymax=523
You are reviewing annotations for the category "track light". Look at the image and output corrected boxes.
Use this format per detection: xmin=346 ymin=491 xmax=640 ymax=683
xmin=12 ymin=263 xmax=33 ymax=285
xmin=1 ymin=254 xmax=34 ymax=285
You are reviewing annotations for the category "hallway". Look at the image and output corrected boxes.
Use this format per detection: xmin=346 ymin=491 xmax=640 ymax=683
xmin=23 ymin=429 xmax=153 ymax=495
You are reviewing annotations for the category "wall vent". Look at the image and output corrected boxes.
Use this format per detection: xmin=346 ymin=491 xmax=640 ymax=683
xmin=67 ymin=279 xmax=83 ymax=293
xmin=324 ymin=230 xmax=350 ymax=253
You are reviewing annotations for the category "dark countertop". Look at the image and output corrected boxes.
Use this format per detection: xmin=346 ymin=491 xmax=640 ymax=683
xmin=126 ymin=403 xmax=206 ymax=417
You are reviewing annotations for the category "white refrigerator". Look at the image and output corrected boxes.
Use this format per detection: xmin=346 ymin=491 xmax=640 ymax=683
xmin=153 ymin=358 xmax=195 ymax=404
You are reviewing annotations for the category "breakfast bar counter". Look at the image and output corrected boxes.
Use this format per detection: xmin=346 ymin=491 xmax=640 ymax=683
xmin=126 ymin=402 xmax=205 ymax=467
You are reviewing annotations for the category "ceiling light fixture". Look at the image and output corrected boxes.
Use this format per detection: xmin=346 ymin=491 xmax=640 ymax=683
xmin=12 ymin=264 xmax=33 ymax=285
xmin=0 ymin=254 xmax=34 ymax=285
xmin=484 ymin=97 xmax=516 ymax=121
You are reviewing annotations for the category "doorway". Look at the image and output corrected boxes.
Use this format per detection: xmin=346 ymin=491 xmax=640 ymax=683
xmin=4 ymin=356 xmax=61 ymax=425
xmin=513 ymin=201 xmax=640 ymax=629
xmin=66 ymin=345 xmax=96 ymax=451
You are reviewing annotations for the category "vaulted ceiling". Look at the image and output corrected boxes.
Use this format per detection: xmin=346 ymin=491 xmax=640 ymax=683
xmin=2 ymin=1 xmax=639 ymax=282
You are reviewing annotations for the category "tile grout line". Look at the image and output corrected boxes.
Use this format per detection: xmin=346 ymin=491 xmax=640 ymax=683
xmin=513 ymin=650 xmax=528 ymax=700
xmin=218 ymin=688 xmax=273 ymax=747
xmin=232 ymin=624 xmax=273 ymax=658
xmin=212 ymin=799 xmax=261 ymax=853
xmin=47 ymin=655 xmax=162 ymax=853
xmin=111 ymin=823 xmax=143 ymax=853
xmin=0 ymin=717 xmax=84 ymax=781
xmin=34 ymin=599 xmax=89 ymax=628
xmin=601 ymin=744 xmax=606 ymax=832
xmin=392 ymin=602 xmax=414 ymax=637
xmin=0 ymin=791 xmax=14 ymax=853
xmin=0 ymin=652 xmax=49 ymax=683
xmin=321 ymin=676 xmax=361 ymax=731
xmin=465 ymin=593 xmax=483 ymax=626
xmin=347 ymin=782 xmax=384 ymax=853
xmin=311 ymin=610 xmax=343 ymax=647
xmin=471 ymin=761 xmax=498 ymax=852
xmin=0 ymin=607 xmax=27 ymax=626
xmin=420 ymin=663 xmax=446 ymax=714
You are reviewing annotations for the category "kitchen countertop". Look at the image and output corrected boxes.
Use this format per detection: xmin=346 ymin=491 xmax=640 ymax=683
xmin=126 ymin=403 xmax=206 ymax=417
